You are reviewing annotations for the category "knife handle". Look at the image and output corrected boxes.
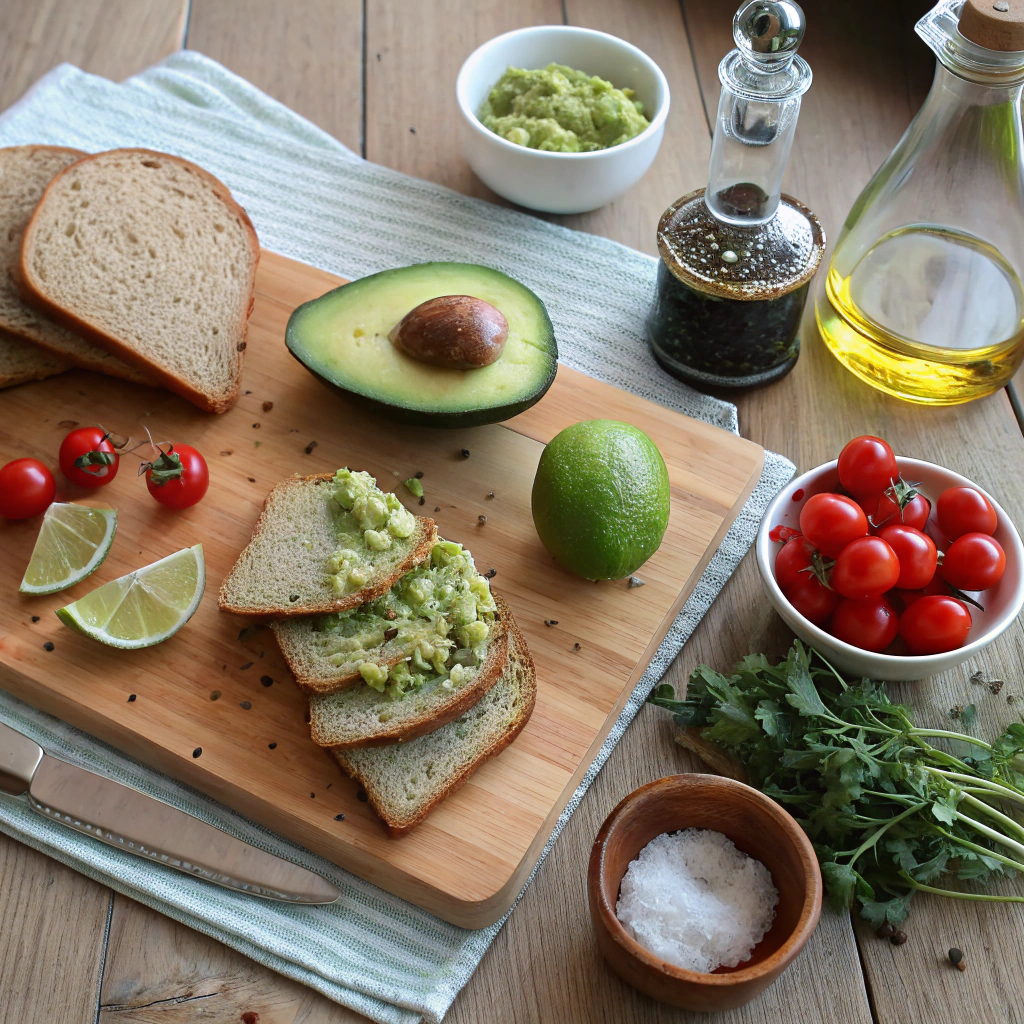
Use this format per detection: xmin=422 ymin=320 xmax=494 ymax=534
xmin=0 ymin=722 xmax=43 ymax=796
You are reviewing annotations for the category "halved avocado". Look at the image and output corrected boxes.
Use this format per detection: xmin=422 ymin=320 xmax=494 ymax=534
xmin=286 ymin=263 xmax=558 ymax=428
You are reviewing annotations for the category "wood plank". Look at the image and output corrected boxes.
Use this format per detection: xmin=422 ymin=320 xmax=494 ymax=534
xmin=98 ymin=894 xmax=365 ymax=1023
xmin=0 ymin=0 xmax=188 ymax=111
xmin=680 ymin=2 xmax=1024 ymax=1023
xmin=186 ymin=0 xmax=363 ymax=154
xmin=0 ymin=249 xmax=763 ymax=929
xmin=364 ymin=0 xmax=562 ymax=200
xmin=0 ymin=832 xmax=112 ymax=1024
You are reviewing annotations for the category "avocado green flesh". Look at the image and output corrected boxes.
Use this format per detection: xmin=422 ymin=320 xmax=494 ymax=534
xmin=287 ymin=263 xmax=557 ymax=428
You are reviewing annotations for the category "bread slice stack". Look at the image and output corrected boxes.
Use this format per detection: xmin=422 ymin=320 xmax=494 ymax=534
xmin=0 ymin=145 xmax=259 ymax=410
xmin=219 ymin=469 xmax=536 ymax=835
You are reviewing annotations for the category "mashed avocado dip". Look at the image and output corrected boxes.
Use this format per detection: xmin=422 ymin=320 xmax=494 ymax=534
xmin=478 ymin=63 xmax=650 ymax=153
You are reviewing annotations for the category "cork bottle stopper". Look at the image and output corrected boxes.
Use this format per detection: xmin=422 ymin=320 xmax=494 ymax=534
xmin=959 ymin=0 xmax=1024 ymax=51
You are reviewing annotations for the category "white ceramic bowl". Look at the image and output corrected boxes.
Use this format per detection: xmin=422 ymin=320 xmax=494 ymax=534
xmin=755 ymin=458 xmax=1024 ymax=681
xmin=456 ymin=26 xmax=670 ymax=214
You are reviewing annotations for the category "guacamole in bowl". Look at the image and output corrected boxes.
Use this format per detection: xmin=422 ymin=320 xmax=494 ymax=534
xmin=478 ymin=63 xmax=650 ymax=153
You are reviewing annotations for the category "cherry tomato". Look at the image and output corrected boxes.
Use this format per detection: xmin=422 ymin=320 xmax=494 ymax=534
xmin=145 ymin=444 xmax=209 ymax=510
xmin=941 ymin=533 xmax=1006 ymax=591
xmin=0 ymin=458 xmax=56 ymax=519
xmin=775 ymin=536 xmax=815 ymax=590
xmin=832 ymin=536 xmax=901 ymax=600
xmin=784 ymin=576 xmax=841 ymax=625
xmin=831 ymin=596 xmax=899 ymax=652
xmin=899 ymin=595 xmax=972 ymax=655
xmin=936 ymin=486 xmax=997 ymax=540
xmin=870 ymin=490 xmax=931 ymax=532
xmin=837 ymin=436 xmax=898 ymax=498
xmin=799 ymin=493 xmax=869 ymax=558
xmin=58 ymin=427 xmax=119 ymax=488
xmin=878 ymin=524 xmax=937 ymax=590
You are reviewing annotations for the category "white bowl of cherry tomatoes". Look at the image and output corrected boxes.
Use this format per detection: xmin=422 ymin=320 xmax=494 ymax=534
xmin=755 ymin=435 xmax=1024 ymax=680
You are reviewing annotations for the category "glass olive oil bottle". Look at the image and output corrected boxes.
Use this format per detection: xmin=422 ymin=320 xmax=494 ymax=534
xmin=815 ymin=0 xmax=1024 ymax=405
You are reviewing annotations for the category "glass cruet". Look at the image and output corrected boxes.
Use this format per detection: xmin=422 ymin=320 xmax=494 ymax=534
xmin=816 ymin=0 xmax=1024 ymax=405
xmin=646 ymin=1 xmax=825 ymax=391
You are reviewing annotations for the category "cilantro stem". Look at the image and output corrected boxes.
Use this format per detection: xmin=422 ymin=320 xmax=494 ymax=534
xmin=953 ymin=809 xmax=1024 ymax=860
xmin=933 ymin=826 xmax=1024 ymax=875
xmin=900 ymin=872 xmax=1024 ymax=904
xmin=926 ymin=767 xmax=1024 ymax=806
xmin=909 ymin=728 xmax=993 ymax=751
xmin=959 ymin=793 xmax=1024 ymax=844
xmin=843 ymin=803 xmax=925 ymax=864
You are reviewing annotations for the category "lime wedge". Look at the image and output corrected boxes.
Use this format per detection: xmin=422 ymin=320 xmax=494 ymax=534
xmin=56 ymin=545 xmax=205 ymax=649
xmin=20 ymin=503 xmax=118 ymax=595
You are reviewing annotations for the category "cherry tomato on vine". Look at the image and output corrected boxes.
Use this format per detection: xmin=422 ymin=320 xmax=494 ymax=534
xmin=144 ymin=444 xmax=209 ymax=510
xmin=58 ymin=427 xmax=119 ymax=488
xmin=784 ymin=576 xmax=841 ymax=625
xmin=869 ymin=489 xmax=930 ymax=532
xmin=799 ymin=493 xmax=869 ymax=558
xmin=878 ymin=524 xmax=937 ymax=591
xmin=837 ymin=436 xmax=898 ymax=498
xmin=899 ymin=595 xmax=972 ymax=655
xmin=0 ymin=458 xmax=56 ymax=519
xmin=936 ymin=486 xmax=997 ymax=540
xmin=831 ymin=596 xmax=899 ymax=652
xmin=941 ymin=533 xmax=1005 ymax=592
xmin=774 ymin=536 xmax=815 ymax=590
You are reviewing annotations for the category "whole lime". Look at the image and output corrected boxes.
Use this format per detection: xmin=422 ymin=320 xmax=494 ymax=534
xmin=531 ymin=419 xmax=670 ymax=580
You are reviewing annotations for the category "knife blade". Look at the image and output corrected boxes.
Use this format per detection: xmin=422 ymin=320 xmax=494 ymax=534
xmin=0 ymin=721 xmax=340 ymax=905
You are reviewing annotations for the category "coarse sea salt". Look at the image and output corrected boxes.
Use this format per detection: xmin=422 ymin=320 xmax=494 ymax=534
xmin=615 ymin=828 xmax=779 ymax=974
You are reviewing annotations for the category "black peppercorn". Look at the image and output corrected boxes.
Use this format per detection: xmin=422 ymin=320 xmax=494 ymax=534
xmin=192 ymin=747 xmax=202 ymax=758
xmin=127 ymin=694 xmax=137 ymax=703
xmin=461 ymin=448 xmax=470 ymax=458
xmin=260 ymin=675 xmax=274 ymax=687
xmin=240 ymin=700 xmax=252 ymax=710
xmin=335 ymin=813 xmax=345 ymax=821
xmin=890 ymin=930 xmax=908 ymax=946
xmin=43 ymin=641 xmax=54 ymax=652
xmin=876 ymin=922 xmax=894 ymax=939
xmin=268 ymin=742 xmax=277 ymax=750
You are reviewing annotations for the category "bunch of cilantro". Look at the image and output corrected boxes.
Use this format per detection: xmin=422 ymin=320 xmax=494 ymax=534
xmin=649 ymin=642 xmax=1024 ymax=927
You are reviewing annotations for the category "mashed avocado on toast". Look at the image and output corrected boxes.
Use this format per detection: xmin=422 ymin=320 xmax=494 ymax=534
xmin=274 ymin=539 xmax=497 ymax=700
xmin=327 ymin=468 xmax=418 ymax=594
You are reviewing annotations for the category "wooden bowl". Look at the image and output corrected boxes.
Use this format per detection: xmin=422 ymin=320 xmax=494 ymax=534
xmin=588 ymin=774 xmax=822 ymax=1012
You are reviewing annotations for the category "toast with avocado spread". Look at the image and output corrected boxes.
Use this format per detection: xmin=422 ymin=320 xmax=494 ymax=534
xmin=306 ymin=594 xmax=512 ymax=749
xmin=218 ymin=468 xmax=436 ymax=618
xmin=333 ymin=614 xmax=536 ymax=836
xmin=272 ymin=538 xmax=498 ymax=694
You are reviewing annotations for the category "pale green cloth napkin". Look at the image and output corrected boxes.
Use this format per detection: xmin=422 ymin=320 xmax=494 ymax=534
xmin=0 ymin=52 xmax=794 ymax=1023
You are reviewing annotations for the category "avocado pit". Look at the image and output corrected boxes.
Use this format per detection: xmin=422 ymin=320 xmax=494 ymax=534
xmin=389 ymin=294 xmax=509 ymax=369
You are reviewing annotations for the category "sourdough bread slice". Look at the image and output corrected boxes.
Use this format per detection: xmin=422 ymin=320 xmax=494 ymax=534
xmin=0 ymin=145 xmax=155 ymax=385
xmin=20 ymin=148 xmax=259 ymax=412
xmin=334 ymin=615 xmax=536 ymax=836
xmin=306 ymin=596 xmax=513 ymax=748
xmin=0 ymin=327 xmax=68 ymax=389
xmin=272 ymin=538 xmax=499 ymax=695
xmin=218 ymin=473 xmax=437 ymax=618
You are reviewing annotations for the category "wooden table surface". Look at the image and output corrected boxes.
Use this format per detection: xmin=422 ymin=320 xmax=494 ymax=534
xmin=1 ymin=2 xmax=1022 ymax=1022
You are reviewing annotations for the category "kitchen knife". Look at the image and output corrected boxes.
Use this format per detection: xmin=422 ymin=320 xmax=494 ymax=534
xmin=0 ymin=720 xmax=340 ymax=904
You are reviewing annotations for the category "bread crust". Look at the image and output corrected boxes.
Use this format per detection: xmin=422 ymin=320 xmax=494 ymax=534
xmin=335 ymin=607 xmax=537 ymax=837
xmin=217 ymin=472 xmax=437 ymax=617
xmin=307 ymin=596 xmax=513 ymax=747
xmin=18 ymin=148 xmax=260 ymax=413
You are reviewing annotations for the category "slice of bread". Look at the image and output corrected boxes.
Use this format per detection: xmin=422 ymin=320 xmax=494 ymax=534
xmin=306 ymin=596 xmax=514 ymax=748
xmin=0 ymin=145 xmax=156 ymax=385
xmin=0 ymin=327 xmax=68 ymax=389
xmin=334 ymin=616 xmax=536 ymax=836
xmin=218 ymin=473 xmax=437 ymax=618
xmin=20 ymin=148 xmax=259 ymax=412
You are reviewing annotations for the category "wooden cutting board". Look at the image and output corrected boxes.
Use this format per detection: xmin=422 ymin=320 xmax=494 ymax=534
xmin=0 ymin=251 xmax=764 ymax=927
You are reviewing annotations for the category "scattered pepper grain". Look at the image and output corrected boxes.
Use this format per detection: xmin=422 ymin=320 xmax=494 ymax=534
xmin=43 ymin=641 xmax=54 ymax=652
xmin=193 ymin=747 xmax=202 ymax=758
xmin=31 ymin=615 xmax=40 ymax=623
xmin=262 ymin=401 xmax=274 ymax=413
xmin=240 ymin=700 xmax=252 ymax=710
xmin=127 ymin=694 xmax=136 ymax=703
xmin=268 ymin=742 xmax=277 ymax=750
xmin=461 ymin=448 xmax=471 ymax=458
xmin=260 ymin=675 xmax=274 ymax=687
xmin=210 ymin=690 xmax=221 ymax=701
xmin=304 ymin=440 xmax=318 ymax=455
xmin=335 ymin=813 xmax=345 ymax=821
xmin=239 ymin=661 xmax=254 ymax=671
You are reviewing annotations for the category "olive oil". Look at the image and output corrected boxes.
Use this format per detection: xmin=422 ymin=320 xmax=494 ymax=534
xmin=817 ymin=225 xmax=1024 ymax=405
